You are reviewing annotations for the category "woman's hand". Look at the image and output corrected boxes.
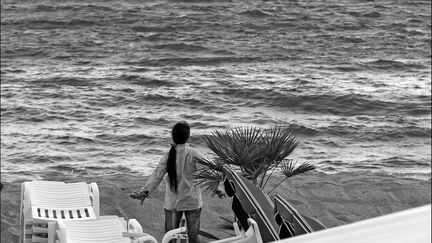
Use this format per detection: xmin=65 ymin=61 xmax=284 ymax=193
xmin=130 ymin=190 xmax=149 ymax=205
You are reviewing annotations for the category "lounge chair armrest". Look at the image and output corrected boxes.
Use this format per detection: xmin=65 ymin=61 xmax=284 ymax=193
xmin=161 ymin=226 xmax=187 ymax=243
xmin=89 ymin=182 xmax=100 ymax=217
xmin=128 ymin=218 xmax=143 ymax=233
xmin=123 ymin=232 xmax=158 ymax=243
xmin=233 ymin=221 xmax=244 ymax=237
xmin=136 ymin=235 xmax=158 ymax=243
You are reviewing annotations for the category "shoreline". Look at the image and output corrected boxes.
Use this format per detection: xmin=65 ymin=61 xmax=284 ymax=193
xmin=1 ymin=171 xmax=431 ymax=243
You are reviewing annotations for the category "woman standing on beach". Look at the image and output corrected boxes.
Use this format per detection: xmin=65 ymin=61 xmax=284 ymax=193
xmin=131 ymin=121 xmax=221 ymax=243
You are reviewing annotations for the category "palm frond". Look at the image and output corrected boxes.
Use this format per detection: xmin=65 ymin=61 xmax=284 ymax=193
xmin=194 ymin=157 xmax=224 ymax=195
xmin=195 ymin=157 xmax=223 ymax=172
xmin=194 ymin=170 xmax=223 ymax=196
xmin=266 ymin=160 xmax=316 ymax=194
xmin=280 ymin=159 xmax=315 ymax=179
xmin=262 ymin=125 xmax=300 ymax=163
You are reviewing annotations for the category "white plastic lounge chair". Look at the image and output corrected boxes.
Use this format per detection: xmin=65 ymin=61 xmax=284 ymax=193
xmin=19 ymin=180 xmax=100 ymax=243
xmin=209 ymin=221 xmax=244 ymax=243
xmin=47 ymin=216 xmax=158 ymax=243
xmin=275 ymin=204 xmax=431 ymax=243
xmin=212 ymin=218 xmax=263 ymax=243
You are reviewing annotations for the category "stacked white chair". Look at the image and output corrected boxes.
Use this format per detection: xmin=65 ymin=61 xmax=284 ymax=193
xmin=19 ymin=180 xmax=100 ymax=243
xmin=47 ymin=216 xmax=157 ymax=243
xmin=161 ymin=218 xmax=262 ymax=243
xmin=20 ymin=180 xmax=157 ymax=243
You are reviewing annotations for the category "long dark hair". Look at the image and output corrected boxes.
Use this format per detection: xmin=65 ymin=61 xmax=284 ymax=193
xmin=167 ymin=121 xmax=190 ymax=193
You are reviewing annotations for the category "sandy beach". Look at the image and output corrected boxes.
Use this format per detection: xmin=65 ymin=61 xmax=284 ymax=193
xmin=1 ymin=171 xmax=430 ymax=243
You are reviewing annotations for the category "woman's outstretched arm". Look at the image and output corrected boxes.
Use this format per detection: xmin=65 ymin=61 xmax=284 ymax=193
xmin=139 ymin=153 xmax=168 ymax=194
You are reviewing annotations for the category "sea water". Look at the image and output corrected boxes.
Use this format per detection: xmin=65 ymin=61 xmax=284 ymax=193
xmin=1 ymin=0 xmax=431 ymax=181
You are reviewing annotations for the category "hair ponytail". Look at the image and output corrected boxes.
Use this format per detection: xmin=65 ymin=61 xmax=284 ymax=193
xmin=166 ymin=145 xmax=177 ymax=193
xmin=166 ymin=121 xmax=190 ymax=193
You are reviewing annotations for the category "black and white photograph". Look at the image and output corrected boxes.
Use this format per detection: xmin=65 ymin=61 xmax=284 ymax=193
xmin=1 ymin=0 xmax=431 ymax=242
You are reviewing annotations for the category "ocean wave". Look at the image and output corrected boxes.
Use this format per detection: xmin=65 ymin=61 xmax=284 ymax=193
xmin=3 ymin=19 xmax=100 ymax=29
xmin=239 ymin=9 xmax=273 ymax=17
xmin=258 ymin=89 xmax=428 ymax=116
xmin=84 ymin=165 xmax=132 ymax=173
xmin=33 ymin=77 xmax=96 ymax=87
xmin=131 ymin=24 xmax=176 ymax=33
xmin=32 ymin=3 xmax=116 ymax=12
xmin=1 ymin=46 xmax=49 ymax=58
xmin=152 ymin=43 xmax=208 ymax=52
xmin=320 ymin=125 xmax=431 ymax=141
xmin=95 ymin=133 xmax=155 ymax=144
xmin=8 ymin=154 xmax=72 ymax=164
xmin=214 ymin=88 xmax=415 ymax=116
xmin=48 ymin=164 xmax=86 ymax=173
xmin=378 ymin=156 xmax=431 ymax=167
xmin=131 ymin=94 xmax=209 ymax=108
xmin=120 ymin=75 xmax=178 ymax=87
xmin=123 ymin=56 xmax=260 ymax=66
xmin=1 ymin=106 xmax=52 ymax=122
xmin=46 ymin=164 xmax=133 ymax=176
xmin=339 ymin=36 xmax=366 ymax=44
xmin=135 ymin=117 xmax=171 ymax=125
xmin=348 ymin=11 xmax=381 ymax=18
xmin=50 ymin=135 xmax=100 ymax=146
xmin=0 ymin=68 xmax=25 ymax=73
xmin=168 ymin=0 xmax=233 ymax=3
xmin=361 ymin=59 xmax=429 ymax=70
xmin=287 ymin=124 xmax=319 ymax=136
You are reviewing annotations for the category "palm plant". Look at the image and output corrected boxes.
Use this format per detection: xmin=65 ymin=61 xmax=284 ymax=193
xmin=195 ymin=125 xmax=315 ymax=195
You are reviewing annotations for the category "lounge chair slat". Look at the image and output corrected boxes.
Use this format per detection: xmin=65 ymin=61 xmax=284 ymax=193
xmin=32 ymin=234 xmax=49 ymax=243
xmin=33 ymin=224 xmax=48 ymax=234
xmin=47 ymin=209 xmax=54 ymax=219
xmin=71 ymin=210 xmax=78 ymax=219
xmin=60 ymin=210 xmax=65 ymax=219
xmin=78 ymin=209 xmax=85 ymax=218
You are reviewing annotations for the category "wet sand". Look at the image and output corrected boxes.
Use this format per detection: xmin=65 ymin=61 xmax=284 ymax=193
xmin=1 ymin=172 xmax=430 ymax=243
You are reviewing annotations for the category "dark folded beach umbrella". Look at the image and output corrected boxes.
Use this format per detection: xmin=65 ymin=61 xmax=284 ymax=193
xmin=222 ymin=165 xmax=280 ymax=243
